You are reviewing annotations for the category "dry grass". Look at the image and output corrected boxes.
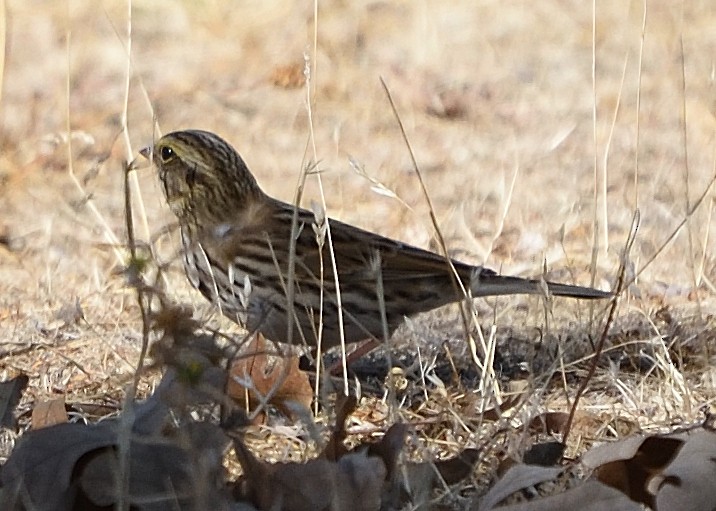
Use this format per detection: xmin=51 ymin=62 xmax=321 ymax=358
xmin=1 ymin=0 xmax=715 ymax=506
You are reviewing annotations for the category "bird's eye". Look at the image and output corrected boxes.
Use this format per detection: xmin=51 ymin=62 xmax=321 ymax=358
xmin=160 ymin=146 xmax=175 ymax=163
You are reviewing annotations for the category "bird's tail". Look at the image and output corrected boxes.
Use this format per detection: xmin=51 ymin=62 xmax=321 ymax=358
xmin=469 ymin=269 xmax=611 ymax=299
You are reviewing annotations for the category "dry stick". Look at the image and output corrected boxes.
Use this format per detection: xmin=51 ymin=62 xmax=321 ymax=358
xmin=103 ymin=2 xmax=173 ymax=293
xmin=116 ymin=8 xmax=151 ymax=507
xmin=379 ymin=78 xmax=490 ymax=390
xmin=63 ymin=35 xmax=124 ymax=267
xmin=587 ymin=0 xmax=603 ymax=333
xmin=563 ymin=209 xmax=639 ymax=446
xmin=678 ymin=31 xmax=702 ymax=314
xmin=591 ymin=0 xmax=604 ymax=259
xmin=588 ymin=52 xmax=628 ymax=327
xmin=478 ymin=155 xmax=518 ymax=380
xmin=305 ymin=5 xmax=327 ymax=405
xmin=698 ymin=197 xmax=715 ymax=291
xmin=602 ymin=51 xmax=629 ymax=238
xmin=632 ymin=168 xmax=716 ymax=286
xmin=238 ymin=54 xmax=323 ymax=419
xmin=294 ymin=93 xmax=338 ymax=406
xmin=243 ymin=238 xmax=314 ymax=423
xmin=380 ymin=77 xmax=499 ymax=406
xmin=634 ymin=0 xmax=647 ymax=210
xmin=599 ymin=50 xmax=629 ymax=263
xmin=103 ymin=4 xmax=158 ymax=133
xmin=117 ymin=3 xmax=151 ymax=389
xmin=122 ymin=166 xmax=150 ymax=360
xmin=117 ymin=1 xmax=150 ymax=244
xmin=304 ymin=118 xmax=350 ymax=395
xmin=483 ymin=154 xmax=518 ymax=270
xmin=302 ymin=8 xmax=351 ymax=396
xmin=122 ymin=158 xmax=152 ymax=391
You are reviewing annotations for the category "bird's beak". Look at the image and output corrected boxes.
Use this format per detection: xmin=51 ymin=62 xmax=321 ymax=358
xmin=139 ymin=145 xmax=152 ymax=160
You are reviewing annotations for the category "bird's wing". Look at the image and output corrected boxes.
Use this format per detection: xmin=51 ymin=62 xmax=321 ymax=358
xmin=263 ymin=199 xmax=477 ymax=284
xmin=202 ymin=197 xmax=475 ymax=283
xmin=201 ymin=198 xmax=608 ymax=301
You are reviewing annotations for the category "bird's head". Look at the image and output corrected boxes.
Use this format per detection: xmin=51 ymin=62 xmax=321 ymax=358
xmin=141 ymin=130 xmax=262 ymax=224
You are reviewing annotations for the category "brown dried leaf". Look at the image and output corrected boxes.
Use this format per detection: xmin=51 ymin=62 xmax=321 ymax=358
xmin=228 ymin=335 xmax=313 ymax=417
xmin=483 ymin=393 xmax=523 ymax=421
xmin=31 ymin=397 xmax=68 ymax=429
xmin=581 ymin=434 xmax=653 ymax=470
xmin=529 ymin=411 xmax=570 ymax=435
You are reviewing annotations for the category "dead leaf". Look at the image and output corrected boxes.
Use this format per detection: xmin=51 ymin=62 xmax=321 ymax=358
xmin=581 ymin=434 xmax=654 ymax=470
xmin=522 ymin=442 xmax=567 ymax=467
xmin=78 ymin=422 xmax=229 ymax=509
xmin=31 ymin=397 xmax=68 ymax=429
xmin=477 ymin=464 xmax=564 ymax=511
xmin=583 ymin=434 xmax=683 ymax=508
xmin=1 ymin=370 xmax=231 ymax=511
xmin=228 ymin=335 xmax=313 ymax=418
xmin=652 ymin=429 xmax=716 ymax=511
xmin=366 ymin=422 xmax=408 ymax=481
xmin=522 ymin=442 xmax=565 ymax=466
xmin=382 ymin=445 xmax=480 ymax=509
xmin=481 ymin=480 xmax=642 ymax=511
xmin=0 ymin=421 xmax=119 ymax=510
xmin=435 ymin=448 xmax=481 ymax=484
xmin=0 ymin=375 xmax=28 ymax=429
xmin=235 ymin=437 xmax=386 ymax=511
xmin=322 ymin=394 xmax=358 ymax=462
xmin=483 ymin=393 xmax=523 ymax=421
xmin=529 ymin=411 xmax=570 ymax=435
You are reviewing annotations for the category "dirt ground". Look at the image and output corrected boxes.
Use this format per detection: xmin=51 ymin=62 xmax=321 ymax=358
xmin=1 ymin=0 xmax=715 ymax=506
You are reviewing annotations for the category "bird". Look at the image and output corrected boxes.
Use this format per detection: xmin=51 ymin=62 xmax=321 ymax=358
xmin=142 ymin=129 xmax=610 ymax=350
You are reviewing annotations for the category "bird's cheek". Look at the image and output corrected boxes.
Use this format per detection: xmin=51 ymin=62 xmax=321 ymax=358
xmin=160 ymin=176 xmax=186 ymax=212
xmin=160 ymin=174 xmax=176 ymax=199
xmin=185 ymin=166 xmax=198 ymax=188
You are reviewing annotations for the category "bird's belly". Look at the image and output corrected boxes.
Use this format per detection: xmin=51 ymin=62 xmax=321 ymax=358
xmin=184 ymin=246 xmax=409 ymax=347
xmin=184 ymin=247 xmax=250 ymax=325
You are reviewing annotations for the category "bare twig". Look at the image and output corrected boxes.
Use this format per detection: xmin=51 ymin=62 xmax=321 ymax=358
xmin=563 ymin=210 xmax=638 ymax=445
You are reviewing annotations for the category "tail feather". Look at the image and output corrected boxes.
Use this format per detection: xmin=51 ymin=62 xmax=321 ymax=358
xmin=470 ymin=271 xmax=611 ymax=299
